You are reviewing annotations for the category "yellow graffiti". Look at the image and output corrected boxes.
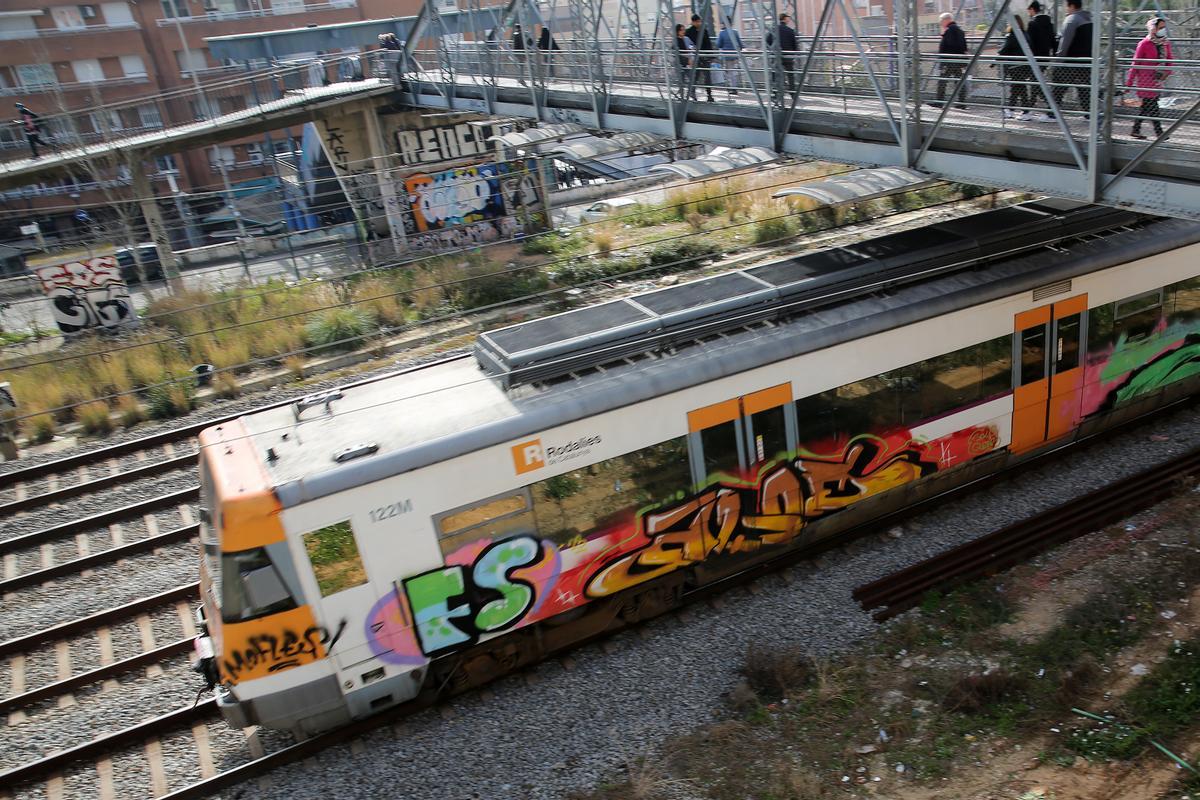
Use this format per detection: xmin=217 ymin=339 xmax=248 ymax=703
xmin=585 ymin=437 xmax=936 ymax=598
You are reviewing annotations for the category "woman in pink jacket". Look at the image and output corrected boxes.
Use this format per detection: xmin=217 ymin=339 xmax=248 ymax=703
xmin=1126 ymin=17 xmax=1173 ymax=139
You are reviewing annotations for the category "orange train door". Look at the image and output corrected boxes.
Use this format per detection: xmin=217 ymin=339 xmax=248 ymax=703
xmin=687 ymin=383 xmax=796 ymax=485
xmin=1011 ymin=294 xmax=1088 ymax=453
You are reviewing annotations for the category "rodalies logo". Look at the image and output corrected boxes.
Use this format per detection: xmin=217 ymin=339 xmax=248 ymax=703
xmin=510 ymin=435 xmax=603 ymax=475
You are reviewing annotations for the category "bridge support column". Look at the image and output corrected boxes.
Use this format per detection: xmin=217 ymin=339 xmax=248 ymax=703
xmin=132 ymin=168 xmax=182 ymax=292
xmin=362 ymin=108 xmax=408 ymax=256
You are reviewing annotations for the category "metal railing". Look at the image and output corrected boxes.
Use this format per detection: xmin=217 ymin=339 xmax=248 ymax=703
xmin=6 ymin=22 xmax=142 ymax=39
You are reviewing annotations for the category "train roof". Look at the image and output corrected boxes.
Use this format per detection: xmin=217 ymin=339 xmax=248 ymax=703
xmin=236 ymin=205 xmax=1200 ymax=509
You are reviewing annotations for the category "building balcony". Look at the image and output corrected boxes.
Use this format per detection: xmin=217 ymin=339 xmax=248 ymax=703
xmin=0 ymin=22 xmax=141 ymax=40
xmin=155 ymin=0 xmax=357 ymax=26
xmin=0 ymin=75 xmax=152 ymax=97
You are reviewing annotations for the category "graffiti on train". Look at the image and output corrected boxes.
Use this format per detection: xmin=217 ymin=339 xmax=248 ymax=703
xmin=222 ymin=619 xmax=348 ymax=681
xmin=404 ymin=159 xmax=540 ymax=233
xmin=402 ymin=536 xmax=562 ymax=656
xmin=1101 ymin=332 xmax=1200 ymax=411
xmin=584 ymin=432 xmax=963 ymax=597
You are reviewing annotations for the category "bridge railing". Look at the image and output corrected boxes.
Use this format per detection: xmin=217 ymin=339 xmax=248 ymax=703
xmin=0 ymin=52 xmax=390 ymax=169
xmin=416 ymin=35 xmax=1200 ymax=152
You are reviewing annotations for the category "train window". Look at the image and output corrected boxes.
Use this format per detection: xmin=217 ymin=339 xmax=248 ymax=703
xmin=1019 ymin=325 xmax=1047 ymax=386
xmin=220 ymin=547 xmax=298 ymax=623
xmin=920 ymin=335 xmax=1013 ymax=418
xmin=302 ymin=521 xmax=367 ymax=597
xmin=1087 ymin=303 xmax=1115 ymax=354
xmin=699 ymin=421 xmax=740 ymax=477
xmin=1170 ymin=276 xmax=1200 ymax=322
xmin=1113 ymin=290 xmax=1163 ymax=343
xmin=1054 ymin=314 xmax=1081 ymax=373
xmin=435 ymin=490 xmax=535 ymax=555
xmin=530 ymin=437 xmax=691 ymax=548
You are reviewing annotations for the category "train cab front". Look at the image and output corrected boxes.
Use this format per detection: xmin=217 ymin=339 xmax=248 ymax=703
xmin=192 ymin=420 xmax=353 ymax=738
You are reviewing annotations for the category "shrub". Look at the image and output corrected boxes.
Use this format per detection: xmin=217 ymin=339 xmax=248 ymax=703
xmin=592 ymin=230 xmax=614 ymax=258
xmin=26 ymin=413 xmax=55 ymax=444
xmin=456 ymin=261 xmax=550 ymax=311
xmin=645 ymin=238 xmax=720 ymax=273
xmin=115 ymin=394 xmax=146 ymax=428
xmin=626 ymin=203 xmax=676 ymax=228
xmin=741 ymin=645 xmax=816 ymax=702
xmin=351 ymin=277 xmax=406 ymax=328
xmin=304 ymin=306 xmax=374 ymax=353
xmin=522 ymin=232 xmax=583 ymax=255
xmin=685 ymin=212 xmax=706 ymax=232
xmin=752 ymin=216 xmax=796 ymax=245
xmin=213 ymin=371 xmax=241 ymax=399
xmin=75 ymin=400 xmax=113 ymax=436
xmin=283 ymin=355 xmax=306 ymax=381
xmin=146 ymin=380 xmax=194 ymax=420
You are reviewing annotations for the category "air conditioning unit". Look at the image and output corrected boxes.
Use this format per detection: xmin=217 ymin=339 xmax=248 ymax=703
xmin=80 ymin=5 xmax=97 ymax=18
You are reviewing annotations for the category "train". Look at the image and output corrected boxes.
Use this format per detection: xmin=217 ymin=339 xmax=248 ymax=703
xmin=192 ymin=197 xmax=1200 ymax=737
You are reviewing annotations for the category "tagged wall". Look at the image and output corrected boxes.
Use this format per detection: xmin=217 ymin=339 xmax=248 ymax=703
xmin=404 ymin=160 xmax=542 ymax=234
xmin=34 ymin=256 xmax=138 ymax=334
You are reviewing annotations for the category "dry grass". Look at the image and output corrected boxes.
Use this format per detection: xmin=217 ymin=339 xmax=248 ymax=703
xmin=115 ymin=394 xmax=145 ymax=428
xmin=351 ymin=277 xmax=406 ymax=328
xmin=591 ymin=229 xmax=615 ymax=258
xmin=75 ymin=400 xmax=113 ymax=436
xmin=24 ymin=412 xmax=55 ymax=443
xmin=212 ymin=371 xmax=241 ymax=399
xmin=283 ymin=355 xmax=306 ymax=381
xmin=741 ymin=644 xmax=816 ymax=701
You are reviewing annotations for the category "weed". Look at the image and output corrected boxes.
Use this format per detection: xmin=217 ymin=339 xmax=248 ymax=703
xmin=26 ymin=413 xmax=55 ymax=444
xmin=685 ymin=211 xmax=706 ymax=232
xmin=75 ymin=401 xmax=113 ymax=436
xmin=305 ymin=306 xmax=375 ymax=353
xmin=625 ymin=203 xmax=677 ymax=228
xmin=742 ymin=644 xmax=816 ymax=702
xmin=522 ymin=232 xmax=584 ymax=255
xmin=920 ymin=582 xmax=1014 ymax=635
xmin=213 ymin=371 xmax=241 ymax=399
xmin=645 ymin=239 xmax=719 ymax=273
xmin=351 ymin=276 xmax=406 ymax=328
xmin=941 ymin=670 xmax=1026 ymax=713
xmin=146 ymin=380 xmax=194 ymax=420
xmin=284 ymin=355 xmax=306 ymax=381
xmin=591 ymin=230 xmax=614 ymax=258
xmin=115 ymin=394 xmax=146 ymax=428
xmin=752 ymin=216 xmax=795 ymax=245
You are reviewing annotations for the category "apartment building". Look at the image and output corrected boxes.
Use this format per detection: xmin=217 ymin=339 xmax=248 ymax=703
xmin=0 ymin=0 xmax=419 ymax=242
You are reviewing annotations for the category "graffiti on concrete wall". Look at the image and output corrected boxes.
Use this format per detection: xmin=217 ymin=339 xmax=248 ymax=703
xmin=408 ymin=218 xmax=521 ymax=251
xmin=396 ymin=122 xmax=491 ymax=165
xmin=34 ymin=256 xmax=138 ymax=334
xmin=319 ymin=119 xmax=384 ymax=231
xmin=403 ymin=159 xmax=541 ymax=235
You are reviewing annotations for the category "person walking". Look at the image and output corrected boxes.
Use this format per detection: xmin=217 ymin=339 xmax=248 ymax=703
xmin=15 ymin=103 xmax=43 ymax=159
xmin=766 ymin=13 xmax=798 ymax=96
xmin=675 ymin=23 xmax=696 ymax=96
xmin=685 ymin=14 xmax=716 ymax=102
xmin=931 ymin=13 xmax=968 ymax=109
xmin=512 ymin=23 xmax=531 ymax=84
xmin=1022 ymin=1 xmax=1056 ymax=119
xmin=998 ymin=16 xmax=1032 ymax=119
xmin=717 ymin=20 xmax=742 ymax=98
xmin=536 ymin=24 xmax=560 ymax=79
xmin=1126 ymin=17 xmax=1173 ymax=139
xmin=1052 ymin=0 xmax=1093 ymax=113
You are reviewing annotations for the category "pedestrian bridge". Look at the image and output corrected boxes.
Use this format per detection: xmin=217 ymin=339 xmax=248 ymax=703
xmin=4 ymin=0 xmax=1200 ymax=220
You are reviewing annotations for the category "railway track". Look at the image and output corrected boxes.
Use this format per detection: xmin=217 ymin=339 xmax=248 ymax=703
xmin=853 ymin=444 xmax=1200 ymax=621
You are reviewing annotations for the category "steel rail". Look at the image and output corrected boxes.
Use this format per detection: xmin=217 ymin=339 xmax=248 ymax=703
xmin=0 ymin=638 xmax=194 ymax=716
xmin=0 ymin=524 xmax=200 ymax=593
xmin=0 ymin=452 xmax=198 ymax=516
xmin=0 ymin=583 xmax=199 ymax=659
xmin=0 ymin=486 xmax=199 ymax=555
xmin=853 ymin=445 xmax=1200 ymax=620
xmin=0 ymin=698 xmax=218 ymax=787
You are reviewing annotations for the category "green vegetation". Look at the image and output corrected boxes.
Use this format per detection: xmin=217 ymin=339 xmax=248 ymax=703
xmin=303 ymin=521 xmax=366 ymax=596
xmin=304 ymin=306 xmax=375 ymax=353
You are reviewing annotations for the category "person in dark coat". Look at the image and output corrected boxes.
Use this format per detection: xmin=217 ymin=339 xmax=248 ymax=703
xmin=1021 ymin=1 xmax=1056 ymax=117
xmin=998 ymin=15 xmax=1031 ymax=119
xmin=512 ymin=23 xmax=531 ymax=83
xmin=932 ymin=13 xmax=968 ymax=108
xmin=15 ymin=103 xmax=43 ymax=159
xmin=684 ymin=13 xmax=715 ymax=102
xmin=766 ymin=13 xmax=798 ymax=94
xmin=675 ymin=22 xmax=695 ymax=91
xmin=536 ymin=24 xmax=560 ymax=79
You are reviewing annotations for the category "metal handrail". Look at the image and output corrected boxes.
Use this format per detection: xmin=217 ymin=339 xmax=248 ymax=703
xmin=154 ymin=0 xmax=358 ymax=25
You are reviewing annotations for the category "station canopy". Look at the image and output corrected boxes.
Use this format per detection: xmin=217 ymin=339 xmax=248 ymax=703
xmin=648 ymin=146 xmax=779 ymax=178
xmin=547 ymin=132 xmax=662 ymax=160
xmin=487 ymin=123 xmax=588 ymax=148
xmin=771 ymin=167 xmax=936 ymax=207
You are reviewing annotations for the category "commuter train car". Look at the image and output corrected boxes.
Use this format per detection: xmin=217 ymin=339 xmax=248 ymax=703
xmin=193 ymin=199 xmax=1200 ymax=736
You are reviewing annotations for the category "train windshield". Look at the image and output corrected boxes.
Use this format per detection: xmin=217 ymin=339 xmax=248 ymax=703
xmin=220 ymin=547 xmax=297 ymax=622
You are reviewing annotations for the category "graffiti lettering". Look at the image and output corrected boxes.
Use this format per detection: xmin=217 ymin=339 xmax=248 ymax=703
xmin=402 ymin=535 xmax=558 ymax=656
xmin=1103 ymin=333 xmax=1200 ymax=410
xmin=395 ymin=122 xmax=489 ymax=165
xmin=403 ymin=159 xmax=540 ymax=235
xmin=586 ymin=435 xmax=948 ymax=598
xmin=407 ymin=218 xmax=520 ymax=252
xmin=221 ymin=620 xmax=347 ymax=681
xmin=34 ymin=257 xmax=137 ymax=335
